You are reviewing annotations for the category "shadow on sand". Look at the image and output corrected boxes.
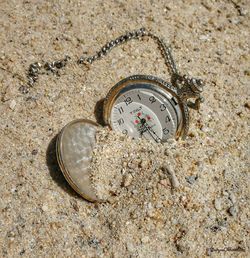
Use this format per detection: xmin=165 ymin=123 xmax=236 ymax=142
xmin=94 ymin=98 xmax=106 ymax=126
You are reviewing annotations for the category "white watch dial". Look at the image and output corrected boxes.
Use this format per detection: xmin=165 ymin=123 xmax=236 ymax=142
xmin=110 ymin=86 xmax=178 ymax=142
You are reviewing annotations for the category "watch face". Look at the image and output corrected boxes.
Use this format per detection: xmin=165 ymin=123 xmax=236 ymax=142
xmin=104 ymin=75 xmax=186 ymax=142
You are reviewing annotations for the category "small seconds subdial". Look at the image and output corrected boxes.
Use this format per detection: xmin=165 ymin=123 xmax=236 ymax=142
xmin=110 ymin=87 xmax=177 ymax=142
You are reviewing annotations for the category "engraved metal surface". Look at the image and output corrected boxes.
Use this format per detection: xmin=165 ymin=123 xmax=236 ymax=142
xmin=56 ymin=119 xmax=100 ymax=202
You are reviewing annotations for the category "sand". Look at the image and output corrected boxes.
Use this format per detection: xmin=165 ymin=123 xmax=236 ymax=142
xmin=0 ymin=0 xmax=249 ymax=257
xmin=90 ymin=127 xmax=248 ymax=256
xmin=90 ymin=128 xmax=166 ymax=201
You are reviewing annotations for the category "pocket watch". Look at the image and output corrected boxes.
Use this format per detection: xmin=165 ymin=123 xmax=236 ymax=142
xmin=26 ymin=28 xmax=205 ymax=201
xmin=103 ymin=74 xmax=203 ymax=143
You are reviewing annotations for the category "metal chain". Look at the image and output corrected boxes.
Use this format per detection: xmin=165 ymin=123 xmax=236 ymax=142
xmin=22 ymin=28 xmax=179 ymax=93
xmin=77 ymin=28 xmax=178 ymax=75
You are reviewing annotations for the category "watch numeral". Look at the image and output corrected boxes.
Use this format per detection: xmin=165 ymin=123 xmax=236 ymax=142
xmin=165 ymin=115 xmax=171 ymax=123
xmin=160 ymin=104 xmax=166 ymax=111
xmin=122 ymin=129 xmax=128 ymax=135
xmin=149 ymin=96 xmax=156 ymax=103
xmin=117 ymin=106 xmax=124 ymax=114
xmin=137 ymin=94 xmax=141 ymax=100
xmin=163 ymin=128 xmax=169 ymax=135
xmin=124 ymin=97 xmax=133 ymax=106
xmin=117 ymin=118 xmax=124 ymax=125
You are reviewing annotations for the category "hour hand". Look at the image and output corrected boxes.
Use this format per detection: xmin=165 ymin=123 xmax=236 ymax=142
xmin=138 ymin=123 xmax=147 ymax=136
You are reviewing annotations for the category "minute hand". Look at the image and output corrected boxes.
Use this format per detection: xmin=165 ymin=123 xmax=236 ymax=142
xmin=143 ymin=122 xmax=161 ymax=142
xmin=137 ymin=116 xmax=161 ymax=142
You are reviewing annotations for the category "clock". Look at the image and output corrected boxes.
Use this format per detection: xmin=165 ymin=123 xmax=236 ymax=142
xmin=103 ymin=75 xmax=189 ymax=142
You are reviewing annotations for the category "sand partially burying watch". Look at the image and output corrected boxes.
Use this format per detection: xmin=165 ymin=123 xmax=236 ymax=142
xmin=90 ymin=127 xmax=180 ymax=201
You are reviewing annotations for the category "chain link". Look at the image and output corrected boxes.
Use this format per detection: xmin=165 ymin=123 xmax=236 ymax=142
xmin=77 ymin=28 xmax=178 ymax=75
xmin=23 ymin=28 xmax=178 ymax=93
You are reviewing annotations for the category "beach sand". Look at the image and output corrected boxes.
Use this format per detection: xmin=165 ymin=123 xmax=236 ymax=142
xmin=0 ymin=0 xmax=249 ymax=257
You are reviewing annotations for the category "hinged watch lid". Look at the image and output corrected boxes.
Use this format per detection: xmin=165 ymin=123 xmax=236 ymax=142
xmin=56 ymin=119 xmax=100 ymax=202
